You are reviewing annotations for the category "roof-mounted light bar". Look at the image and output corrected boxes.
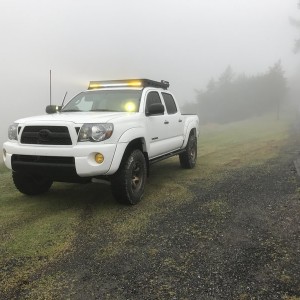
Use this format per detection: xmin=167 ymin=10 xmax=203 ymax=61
xmin=88 ymin=79 xmax=170 ymax=90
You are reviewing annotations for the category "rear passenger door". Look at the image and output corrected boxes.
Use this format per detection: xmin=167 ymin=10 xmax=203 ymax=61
xmin=161 ymin=92 xmax=184 ymax=149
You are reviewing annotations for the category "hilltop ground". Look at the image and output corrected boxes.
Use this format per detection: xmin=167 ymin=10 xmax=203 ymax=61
xmin=1 ymin=114 xmax=300 ymax=299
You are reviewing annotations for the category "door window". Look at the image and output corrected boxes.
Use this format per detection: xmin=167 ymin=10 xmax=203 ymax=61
xmin=162 ymin=93 xmax=178 ymax=114
xmin=145 ymin=91 xmax=163 ymax=115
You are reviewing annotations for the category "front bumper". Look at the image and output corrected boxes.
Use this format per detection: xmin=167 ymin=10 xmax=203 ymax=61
xmin=3 ymin=141 xmax=118 ymax=180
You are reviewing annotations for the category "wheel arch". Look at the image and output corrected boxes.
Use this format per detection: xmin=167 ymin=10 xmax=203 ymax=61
xmin=182 ymin=124 xmax=198 ymax=149
xmin=106 ymin=137 xmax=149 ymax=175
xmin=123 ymin=138 xmax=150 ymax=177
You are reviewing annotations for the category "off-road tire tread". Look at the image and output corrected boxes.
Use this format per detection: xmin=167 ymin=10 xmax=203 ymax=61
xmin=179 ymin=133 xmax=197 ymax=169
xmin=111 ymin=149 xmax=147 ymax=205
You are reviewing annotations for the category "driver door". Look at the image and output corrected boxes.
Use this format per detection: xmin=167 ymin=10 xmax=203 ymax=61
xmin=145 ymin=91 xmax=170 ymax=158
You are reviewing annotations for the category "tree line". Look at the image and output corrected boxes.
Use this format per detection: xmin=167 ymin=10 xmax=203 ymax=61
xmin=182 ymin=61 xmax=287 ymax=124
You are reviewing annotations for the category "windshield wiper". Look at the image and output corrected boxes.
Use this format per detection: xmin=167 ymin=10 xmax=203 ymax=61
xmin=61 ymin=109 xmax=81 ymax=112
xmin=90 ymin=109 xmax=119 ymax=112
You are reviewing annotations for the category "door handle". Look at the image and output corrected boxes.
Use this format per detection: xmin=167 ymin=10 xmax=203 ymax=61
xmin=178 ymin=119 xmax=182 ymax=122
xmin=164 ymin=121 xmax=169 ymax=124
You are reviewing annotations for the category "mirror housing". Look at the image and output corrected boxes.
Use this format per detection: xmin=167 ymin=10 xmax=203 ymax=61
xmin=146 ymin=103 xmax=165 ymax=116
xmin=46 ymin=105 xmax=62 ymax=114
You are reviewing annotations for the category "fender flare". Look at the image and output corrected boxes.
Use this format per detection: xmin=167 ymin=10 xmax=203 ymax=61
xmin=182 ymin=120 xmax=199 ymax=149
xmin=106 ymin=127 xmax=148 ymax=175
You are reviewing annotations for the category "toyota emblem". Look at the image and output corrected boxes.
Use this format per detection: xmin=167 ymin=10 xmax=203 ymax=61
xmin=38 ymin=129 xmax=51 ymax=141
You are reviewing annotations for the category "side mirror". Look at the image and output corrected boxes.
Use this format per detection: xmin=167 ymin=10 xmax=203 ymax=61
xmin=146 ymin=103 xmax=165 ymax=116
xmin=46 ymin=105 xmax=62 ymax=114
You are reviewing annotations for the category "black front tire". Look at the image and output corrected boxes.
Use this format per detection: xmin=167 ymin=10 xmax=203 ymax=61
xmin=179 ymin=133 xmax=197 ymax=169
xmin=111 ymin=149 xmax=147 ymax=205
xmin=12 ymin=171 xmax=53 ymax=195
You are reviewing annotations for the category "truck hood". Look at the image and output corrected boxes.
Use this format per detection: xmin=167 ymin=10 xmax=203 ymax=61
xmin=15 ymin=112 xmax=134 ymax=125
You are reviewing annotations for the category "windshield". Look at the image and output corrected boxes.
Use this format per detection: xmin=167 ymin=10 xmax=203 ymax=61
xmin=62 ymin=90 xmax=142 ymax=112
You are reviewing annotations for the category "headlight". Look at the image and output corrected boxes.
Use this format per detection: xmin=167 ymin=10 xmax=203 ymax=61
xmin=78 ymin=123 xmax=114 ymax=142
xmin=8 ymin=123 xmax=19 ymax=141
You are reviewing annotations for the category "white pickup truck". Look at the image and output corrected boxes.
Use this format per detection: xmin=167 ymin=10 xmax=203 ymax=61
xmin=3 ymin=79 xmax=199 ymax=205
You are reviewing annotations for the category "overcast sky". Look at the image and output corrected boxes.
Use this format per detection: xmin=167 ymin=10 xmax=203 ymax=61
xmin=1 ymin=0 xmax=299 ymax=148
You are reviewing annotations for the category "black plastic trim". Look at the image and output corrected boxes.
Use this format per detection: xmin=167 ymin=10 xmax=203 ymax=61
xmin=149 ymin=149 xmax=185 ymax=165
xmin=11 ymin=155 xmax=90 ymax=183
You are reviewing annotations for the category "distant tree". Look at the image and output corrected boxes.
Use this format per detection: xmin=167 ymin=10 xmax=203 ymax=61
xmin=266 ymin=61 xmax=287 ymax=119
xmin=206 ymin=78 xmax=216 ymax=92
xmin=218 ymin=66 xmax=234 ymax=87
xmin=188 ymin=62 xmax=287 ymax=124
xmin=290 ymin=1 xmax=300 ymax=53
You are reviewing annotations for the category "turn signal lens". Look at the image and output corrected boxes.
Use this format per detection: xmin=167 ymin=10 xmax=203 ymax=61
xmin=95 ymin=153 xmax=104 ymax=164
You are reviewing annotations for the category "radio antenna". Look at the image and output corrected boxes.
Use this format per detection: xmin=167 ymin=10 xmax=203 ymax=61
xmin=62 ymin=91 xmax=68 ymax=107
xmin=49 ymin=70 xmax=52 ymax=105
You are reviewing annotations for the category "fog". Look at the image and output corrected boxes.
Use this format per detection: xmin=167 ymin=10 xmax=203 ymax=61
xmin=1 ymin=0 xmax=299 ymax=152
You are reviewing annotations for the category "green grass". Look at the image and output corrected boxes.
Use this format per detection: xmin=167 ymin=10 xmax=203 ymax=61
xmin=197 ymin=113 xmax=291 ymax=179
xmin=0 ymin=112 xmax=294 ymax=296
xmin=0 ymin=162 xmax=9 ymax=174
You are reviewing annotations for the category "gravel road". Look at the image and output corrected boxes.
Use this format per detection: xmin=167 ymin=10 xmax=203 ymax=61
xmin=7 ymin=132 xmax=300 ymax=300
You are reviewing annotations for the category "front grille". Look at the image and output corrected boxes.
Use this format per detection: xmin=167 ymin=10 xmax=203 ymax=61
xmin=21 ymin=126 xmax=72 ymax=145
xmin=12 ymin=155 xmax=74 ymax=165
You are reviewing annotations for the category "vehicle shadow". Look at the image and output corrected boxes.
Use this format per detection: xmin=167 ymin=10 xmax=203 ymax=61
xmin=13 ymin=156 xmax=189 ymax=214
xmin=38 ymin=181 xmax=115 ymax=210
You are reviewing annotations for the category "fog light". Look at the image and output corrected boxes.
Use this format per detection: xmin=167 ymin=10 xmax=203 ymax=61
xmin=95 ymin=153 xmax=104 ymax=164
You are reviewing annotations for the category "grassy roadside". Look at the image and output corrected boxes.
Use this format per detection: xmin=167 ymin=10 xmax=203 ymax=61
xmin=199 ymin=113 xmax=292 ymax=176
xmin=0 ymin=112 xmax=295 ymax=298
